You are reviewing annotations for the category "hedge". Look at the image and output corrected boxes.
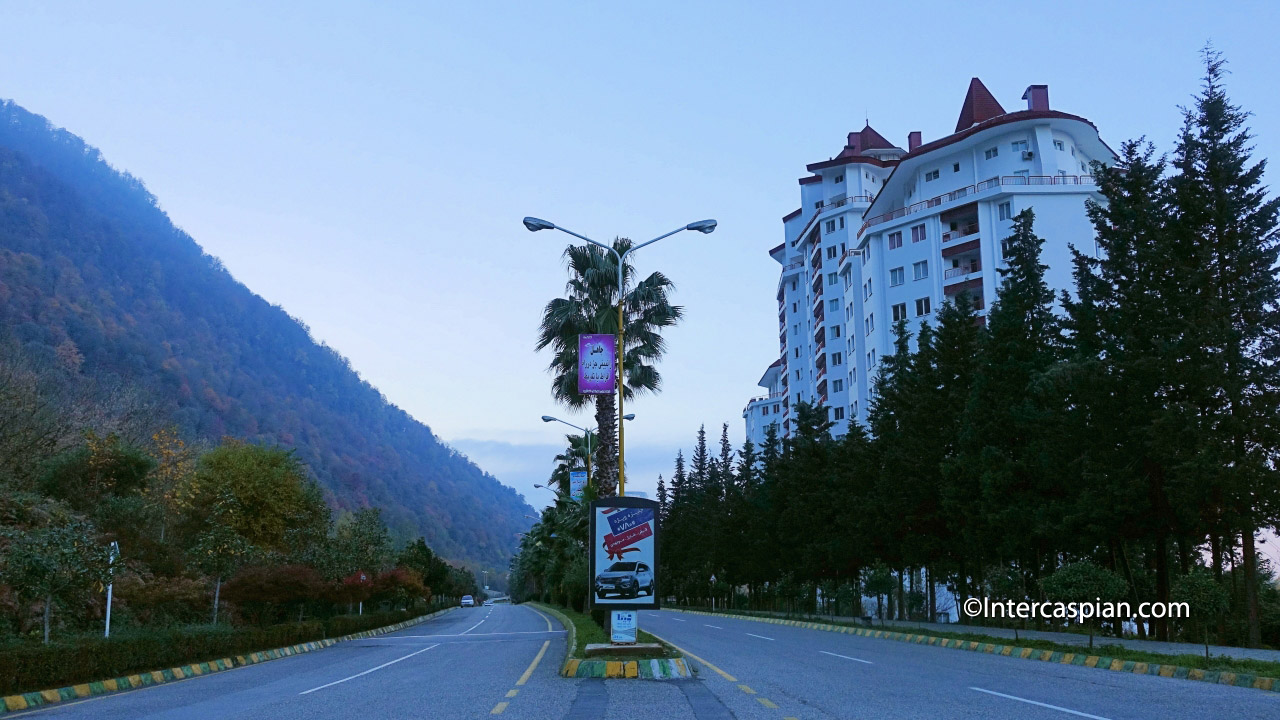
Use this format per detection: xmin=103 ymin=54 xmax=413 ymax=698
xmin=0 ymin=609 xmax=420 ymax=696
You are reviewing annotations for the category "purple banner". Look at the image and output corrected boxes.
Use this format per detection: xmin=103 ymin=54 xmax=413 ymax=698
xmin=578 ymin=334 xmax=616 ymax=395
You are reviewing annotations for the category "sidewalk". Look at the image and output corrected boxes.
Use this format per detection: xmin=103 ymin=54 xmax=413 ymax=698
xmin=695 ymin=608 xmax=1280 ymax=664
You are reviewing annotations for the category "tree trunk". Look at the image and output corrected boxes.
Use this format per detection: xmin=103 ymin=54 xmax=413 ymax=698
xmin=927 ymin=567 xmax=937 ymax=622
xmin=593 ymin=394 xmax=619 ymax=497
xmin=213 ymin=577 xmax=222 ymax=625
xmin=1154 ymin=535 xmax=1170 ymax=641
xmin=1116 ymin=542 xmax=1146 ymax=639
xmin=1241 ymin=522 xmax=1261 ymax=647
xmin=896 ymin=570 xmax=905 ymax=621
xmin=43 ymin=595 xmax=52 ymax=644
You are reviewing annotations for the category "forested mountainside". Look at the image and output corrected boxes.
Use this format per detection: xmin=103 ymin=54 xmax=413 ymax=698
xmin=0 ymin=99 xmax=532 ymax=569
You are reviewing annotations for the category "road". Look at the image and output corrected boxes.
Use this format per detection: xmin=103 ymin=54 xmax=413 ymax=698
xmin=12 ymin=605 xmax=1276 ymax=719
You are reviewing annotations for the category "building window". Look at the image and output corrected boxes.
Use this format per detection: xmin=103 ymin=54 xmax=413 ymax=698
xmin=890 ymin=267 xmax=905 ymax=286
xmin=925 ymin=169 xmax=940 ymax=182
xmin=863 ymin=279 xmax=872 ymax=299
xmin=826 ymin=246 xmax=838 ymax=259
xmin=814 ymin=201 xmax=822 ymax=209
xmin=888 ymin=231 xmax=903 ymax=250
xmin=833 ymin=379 xmax=844 ymax=392
xmin=853 ymin=400 xmax=859 ymax=416
xmin=825 ymin=220 xmax=836 ymax=233
xmin=1001 ymin=237 xmax=1014 ymax=257
xmin=794 ymin=347 xmax=800 ymax=358
xmin=792 ymin=302 xmax=797 ymax=312
xmin=915 ymin=297 xmax=932 ymax=316
xmin=1054 ymin=140 xmax=1065 ymax=151
xmin=892 ymin=302 xmax=907 ymax=322
xmin=839 ymin=216 xmax=845 ymax=229
xmin=867 ymin=350 xmax=876 ymax=366
xmin=795 ymin=369 xmax=801 ymax=380
xmin=828 ymin=272 xmax=838 ymax=285
xmin=829 ymin=299 xmax=839 ymax=311
xmin=865 ymin=315 xmax=874 ymax=335
xmin=762 ymin=405 xmax=769 ymax=416
xmin=953 ymin=163 xmax=960 ymax=173
xmin=1014 ymin=169 xmax=1030 ymax=178
xmin=834 ymin=174 xmax=844 ymax=183
xmin=985 ymin=147 xmax=998 ymax=160
xmin=832 ymin=325 xmax=841 ymax=338
xmin=999 ymin=201 xmax=1012 ymax=220
xmin=793 ymin=324 xmax=799 ymax=335
xmin=861 ymin=247 xmax=870 ymax=263
xmin=773 ymin=404 xmax=779 ymax=413
xmin=913 ymin=260 xmax=928 ymax=280
xmin=1011 ymin=140 xmax=1029 ymax=153
xmin=791 ymin=281 xmax=797 ymax=291
xmin=911 ymin=224 xmax=925 ymax=243
xmin=833 ymin=407 xmax=845 ymax=420
xmin=833 ymin=352 xmax=843 ymax=366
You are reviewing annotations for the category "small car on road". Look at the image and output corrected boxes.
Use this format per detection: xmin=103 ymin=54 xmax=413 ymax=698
xmin=460 ymin=595 xmax=475 ymax=607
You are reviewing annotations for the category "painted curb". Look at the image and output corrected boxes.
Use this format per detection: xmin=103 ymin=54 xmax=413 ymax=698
xmin=528 ymin=603 xmax=691 ymax=680
xmin=0 ymin=607 xmax=458 ymax=715
xmin=669 ymin=609 xmax=1280 ymax=694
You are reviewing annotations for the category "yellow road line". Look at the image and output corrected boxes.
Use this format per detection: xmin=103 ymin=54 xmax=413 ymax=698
xmin=643 ymin=630 xmax=737 ymax=682
xmin=505 ymin=689 xmax=518 ymax=698
xmin=757 ymin=697 xmax=779 ymax=709
xmin=517 ymin=640 xmax=550 ymax=686
xmin=490 ymin=701 xmax=508 ymax=714
xmin=737 ymin=684 xmax=756 ymax=694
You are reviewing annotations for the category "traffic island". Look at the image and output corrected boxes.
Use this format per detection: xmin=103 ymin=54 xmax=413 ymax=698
xmin=528 ymin=602 xmax=691 ymax=679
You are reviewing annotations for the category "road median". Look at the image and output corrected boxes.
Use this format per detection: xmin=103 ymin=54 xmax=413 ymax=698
xmin=0 ymin=607 xmax=458 ymax=715
xmin=668 ymin=608 xmax=1280 ymax=694
xmin=527 ymin=603 xmax=690 ymax=680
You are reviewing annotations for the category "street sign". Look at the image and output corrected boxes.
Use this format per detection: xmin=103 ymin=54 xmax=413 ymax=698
xmin=590 ymin=496 xmax=660 ymax=610
xmin=570 ymin=470 xmax=587 ymax=500
xmin=577 ymin=334 xmax=616 ymax=395
xmin=610 ymin=610 xmax=638 ymax=644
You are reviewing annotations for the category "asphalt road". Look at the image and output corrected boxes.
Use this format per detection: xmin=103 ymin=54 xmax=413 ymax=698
xmin=638 ymin=609 xmax=1280 ymax=719
xmin=12 ymin=605 xmax=1277 ymax=719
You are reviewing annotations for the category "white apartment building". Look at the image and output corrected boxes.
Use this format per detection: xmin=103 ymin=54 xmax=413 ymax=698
xmin=745 ymin=79 xmax=1115 ymax=438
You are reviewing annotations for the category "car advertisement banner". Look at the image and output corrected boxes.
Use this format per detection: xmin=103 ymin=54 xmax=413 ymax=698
xmin=577 ymin=334 xmax=616 ymax=395
xmin=590 ymin=497 xmax=659 ymax=609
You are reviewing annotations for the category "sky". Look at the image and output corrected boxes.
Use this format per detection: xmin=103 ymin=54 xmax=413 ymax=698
xmin=1 ymin=1 xmax=1277 ymax=510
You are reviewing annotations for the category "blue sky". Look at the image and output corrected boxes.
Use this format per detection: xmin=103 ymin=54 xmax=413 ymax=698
xmin=2 ymin=1 xmax=1277 ymax=510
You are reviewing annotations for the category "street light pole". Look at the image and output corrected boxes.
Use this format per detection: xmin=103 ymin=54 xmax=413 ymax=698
xmin=542 ymin=414 xmax=634 ymax=494
xmin=526 ymin=217 xmax=716 ymax=496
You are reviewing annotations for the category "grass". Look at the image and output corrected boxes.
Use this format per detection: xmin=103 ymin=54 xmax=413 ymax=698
xmin=678 ymin=605 xmax=1280 ymax=679
xmin=539 ymin=603 xmax=677 ymax=660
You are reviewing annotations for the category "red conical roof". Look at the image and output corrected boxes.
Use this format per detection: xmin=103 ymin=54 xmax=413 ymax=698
xmin=954 ymin=78 xmax=1006 ymax=132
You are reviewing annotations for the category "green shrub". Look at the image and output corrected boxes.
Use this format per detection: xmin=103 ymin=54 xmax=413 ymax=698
xmin=0 ymin=607 xmax=435 ymax=695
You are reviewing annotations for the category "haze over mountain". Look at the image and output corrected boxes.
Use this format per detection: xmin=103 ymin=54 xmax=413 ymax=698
xmin=0 ymin=98 xmax=533 ymax=570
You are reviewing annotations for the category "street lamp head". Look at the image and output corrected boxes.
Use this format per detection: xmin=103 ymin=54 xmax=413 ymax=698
xmin=541 ymin=415 xmax=556 ymax=423
xmin=533 ymin=483 xmax=546 ymax=490
xmin=622 ymin=413 xmax=635 ymax=421
xmin=523 ymin=216 xmax=555 ymax=232
xmin=686 ymin=219 xmax=717 ymax=234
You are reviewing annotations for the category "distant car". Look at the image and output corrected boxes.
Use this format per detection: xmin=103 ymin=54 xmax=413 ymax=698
xmin=483 ymin=600 xmax=493 ymax=606
xmin=460 ymin=595 xmax=475 ymax=607
xmin=594 ymin=561 xmax=653 ymax=599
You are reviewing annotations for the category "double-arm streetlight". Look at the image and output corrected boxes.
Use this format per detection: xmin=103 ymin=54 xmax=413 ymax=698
xmin=541 ymin=413 xmax=633 ymax=490
xmin=525 ymin=216 xmax=716 ymax=495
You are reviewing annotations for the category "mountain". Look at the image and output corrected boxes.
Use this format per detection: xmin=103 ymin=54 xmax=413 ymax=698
xmin=0 ymin=99 xmax=533 ymax=570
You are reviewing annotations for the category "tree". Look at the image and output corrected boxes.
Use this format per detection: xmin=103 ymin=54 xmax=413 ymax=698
xmin=1040 ymin=560 xmax=1129 ymax=648
xmin=334 ymin=508 xmax=393 ymax=579
xmin=1168 ymin=48 xmax=1280 ymax=647
xmin=177 ymin=440 xmax=328 ymax=553
xmin=536 ymin=239 xmax=684 ymax=496
xmin=190 ymin=521 xmax=257 ymax=624
xmin=0 ymin=512 xmax=110 ymax=643
xmin=1172 ymin=567 xmax=1231 ymax=660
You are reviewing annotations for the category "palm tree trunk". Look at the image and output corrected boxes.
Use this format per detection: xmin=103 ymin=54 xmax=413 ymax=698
xmin=593 ymin=394 xmax=618 ymax=497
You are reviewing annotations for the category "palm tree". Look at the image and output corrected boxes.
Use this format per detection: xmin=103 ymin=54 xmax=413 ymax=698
xmin=536 ymin=238 xmax=683 ymax=496
xmin=549 ymin=433 xmax=590 ymax=496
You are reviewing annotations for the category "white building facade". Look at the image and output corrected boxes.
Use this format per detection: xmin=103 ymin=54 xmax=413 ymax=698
xmin=746 ymin=79 xmax=1115 ymax=438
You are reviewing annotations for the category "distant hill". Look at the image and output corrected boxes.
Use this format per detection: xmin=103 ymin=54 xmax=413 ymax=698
xmin=0 ymin=99 xmax=533 ymax=570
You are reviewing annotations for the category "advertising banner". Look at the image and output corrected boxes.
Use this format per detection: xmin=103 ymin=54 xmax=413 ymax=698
xmin=590 ymin=497 xmax=660 ymax=609
xmin=577 ymin=334 xmax=616 ymax=395
xmin=569 ymin=470 xmax=587 ymax=501
xmin=610 ymin=610 xmax=638 ymax=644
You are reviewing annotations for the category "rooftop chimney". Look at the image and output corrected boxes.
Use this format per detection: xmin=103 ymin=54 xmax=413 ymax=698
xmin=1022 ymin=85 xmax=1049 ymax=111
xmin=908 ymin=131 xmax=922 ymax=152
xmin=847 ymin=131 xmax=860 ymax=152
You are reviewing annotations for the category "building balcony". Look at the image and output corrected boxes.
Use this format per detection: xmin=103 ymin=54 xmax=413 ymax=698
xmin=944 ymin=261 xmax=981 ymax=282
xmin=819 ymin=194 xmax=875 ymax=212
xmin=813 ymin=302 xmax=825 ymax=322
xmin=859 ymin=174 xmax=1096 ymax=236
xmin=814 ymin=325 xmax=826 ymax=345
xmin=941 ymin=222 xmax=980 ymax=244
